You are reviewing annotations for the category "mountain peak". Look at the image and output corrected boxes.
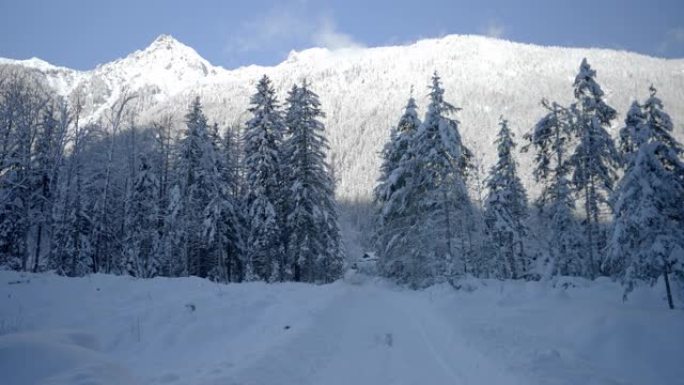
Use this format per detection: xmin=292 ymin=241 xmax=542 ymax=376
xmin=105 ymin=33 xmax=218 ymax=80
xmin=146 ymin=34 xmax=185 ymax=51
xmin=138 ymin=34 xmax=197 ymax=58
xmin=86 ymin=33 xmax=222 ymax=99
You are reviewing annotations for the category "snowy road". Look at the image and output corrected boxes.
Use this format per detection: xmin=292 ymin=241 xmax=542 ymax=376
xmin=224 ymin=285 xmax=518 ymax=385
xmin=1 ymin=272 xmax=682 ymax=385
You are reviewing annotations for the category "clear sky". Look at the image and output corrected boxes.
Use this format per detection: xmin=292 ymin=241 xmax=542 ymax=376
xmin=0 ymin=0 xmax=682 ymax=70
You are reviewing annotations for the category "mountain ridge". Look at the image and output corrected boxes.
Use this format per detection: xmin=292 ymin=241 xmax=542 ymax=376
xmin=1 ymin=34 xmax=683 ymax=202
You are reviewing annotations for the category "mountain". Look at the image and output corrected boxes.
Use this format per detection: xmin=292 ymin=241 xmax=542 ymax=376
xmin=1 ymin=34 xmax=683 ymax=202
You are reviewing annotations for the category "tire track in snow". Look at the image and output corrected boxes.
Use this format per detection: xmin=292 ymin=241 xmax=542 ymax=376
xmin=211 ymin=283 xmax=519 ymax=385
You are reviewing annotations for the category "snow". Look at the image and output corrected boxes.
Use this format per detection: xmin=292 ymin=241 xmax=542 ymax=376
xmin=1 ymin=271 xmax=681 ymax=384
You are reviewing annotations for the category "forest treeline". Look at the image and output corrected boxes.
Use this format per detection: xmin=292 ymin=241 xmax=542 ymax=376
xmin=372 ymin=60 xmax=683 ymax=308
xmin=0 ymin=58 xmax=682 ymax=307
xmin=0 ymin=71 xmax=342 ymax=284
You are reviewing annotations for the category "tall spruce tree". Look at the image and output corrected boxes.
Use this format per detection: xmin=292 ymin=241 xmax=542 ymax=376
xmin=524 ymin=100 xmax=583 ymax=277
xmin=374 ymin=93 xmax=421 ymax=281
xmin=484 ymin=117 xmax=528 ymax=279
xmin=243 ymin=76 xmax=286 ymax=281
xmin=124 ymin=154 xmax=160 ymax=278
xmin=606 ymin=86 xmax=684 ymax=309
xmin=618 ymin=101 xmax=647 ymax=163
xmin=204 ymin=122 xmax=244 ymax=282
xmin=568 ymin=58 xmax=619 ymax=278
xmin=283 ymin=82 xmax=343 ymax=283
xmin=175 ymin=97 xmax=224 ymax=278
xmin=396 ymin=73 xmax=474 ymax=287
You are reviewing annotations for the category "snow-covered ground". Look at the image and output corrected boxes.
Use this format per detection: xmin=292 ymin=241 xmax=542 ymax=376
xmin=0 ymin=271 xmax=681 ymax=385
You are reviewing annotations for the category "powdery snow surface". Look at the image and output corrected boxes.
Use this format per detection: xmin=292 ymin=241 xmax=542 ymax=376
xmin=0 ymin=271 xmax=682 ymax=385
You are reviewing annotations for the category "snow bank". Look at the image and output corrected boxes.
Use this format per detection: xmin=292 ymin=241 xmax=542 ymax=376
xmin=0 ymin=330 xmax=136 ymax=385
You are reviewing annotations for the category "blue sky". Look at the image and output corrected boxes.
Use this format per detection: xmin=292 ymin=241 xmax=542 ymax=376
xmin=0 ymin=0 xmax=682 ymax=70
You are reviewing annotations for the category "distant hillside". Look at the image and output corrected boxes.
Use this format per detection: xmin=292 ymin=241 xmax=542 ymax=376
xmin=2 ymin=34 xmax=683 ymax=201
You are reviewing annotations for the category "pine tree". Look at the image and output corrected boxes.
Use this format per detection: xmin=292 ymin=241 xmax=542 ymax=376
xmin=243 ymin=76 xmax=286 ymax=281
xmin=283 ymin=82 xmax=343 ymax=283
xmin=373 ymin=92 xmax=421 ymax=282
xmin=606 ymin=86 xmax=684 ymax=309
xmin=618 ymin=101 xmax=647 ymax=163
xmin=151 ymin=115 xmax=176 ymax=277
xmin=204 ymin=122 xmax=244 ymax=282
xmin=175 ymin=97 xmax=218 ymax=278
xmin=602 ymin=101 xmax=647 ymax=277
xmin=221 ymin=124 xmax=246 ymax=281
xmin=388 ymin=73 xmax=474 ymax=287
xmin=568 ymin=58 xmax=619 ymax=278
xmin=484 ymin=117 xmax=529 ymax=279
xmin=124 ymin=155 xmax=160 ymax=278
xmin=523 ymin=100 xmax=583 ymax=277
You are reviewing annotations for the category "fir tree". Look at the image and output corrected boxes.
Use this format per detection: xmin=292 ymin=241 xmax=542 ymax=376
xmin=243 ymin=76 xmax=286 ymax=281
xmin=484 ymin=117 xmax=529 ymax=279
xmin=124 ymin=155 xmax=160 ymax=277
xmin=568 ymin=58 xmax=619 ymax=278
xmin=175 ymin=96 xmax=228 ymax=278
xmin=523 ymin=100 xmax=583 ymax=277
xmin=204 ymin=122 xmax=244 ymax=282
xmin=373 ymin=92 xmax=421 ymax=281
xmin=283 ymin=82 xmax=343 ymax=283
xmin=618 ymin=101 xmax=647 ymax=164
xmin=606 ymin=86 xmax=684 ymax=309
xmin=388 ymin=73 xmax=474 ymax=287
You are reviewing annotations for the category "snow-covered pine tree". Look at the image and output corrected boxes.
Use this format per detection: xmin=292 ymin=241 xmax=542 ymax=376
xmin=150 ymin=115 xmax=176 ymax=276
xmin=484 ymin=117 xmax=529 ymax=279
xmin=243 ymin=76 xmax=286 ymax=281
xmin=203 ymin=122 xmax=244 ymax=282
xmin=568 ymin=58 xmax=620 ymax=279
xmin=606 ymin=86 xmax=684 ymax=309
xmin=283 ymin=81 xmax=343 ymax=283
xmin=124 ymin=155 xmax=160 ymax=278
xmin=602 ymin=101 xmax=647 ymax=277
xmin=373 ymin=92 xmax=421 ymax=282
xmin=405 ymin=72 xmax=474 ymax=287
xmin=618 ymin=101 xmax=647 ymax=164
xmin=280 ymin=84 xmax=300 ymax=281
xmin=523 ymin=99 xmax=583 ymax=277
xmin=219 ymin=124 xmax=246 ymax=281
xmin=222 ymin=124 xmax=242 ymax=199
xmin=175 ymin=96 xmax=216 ymax=278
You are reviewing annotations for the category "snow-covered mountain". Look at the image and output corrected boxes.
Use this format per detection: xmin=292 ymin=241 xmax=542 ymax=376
xmin=2 ymin=34 xmax=683 ymax=201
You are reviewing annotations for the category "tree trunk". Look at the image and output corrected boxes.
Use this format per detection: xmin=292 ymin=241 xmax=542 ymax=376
xmin=663 ymin=261 xmax=674 ymax=310
xmin=32 ymin=223 xmax=43 ymax=272
xmin=584 ymin=182 xmax=596 ymax=279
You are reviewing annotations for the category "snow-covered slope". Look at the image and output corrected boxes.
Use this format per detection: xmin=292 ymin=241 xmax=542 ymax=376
xmin=2 ymin=35 xmax=683 ymax=201
xmin=0 ymin=271 xmax=682 ymax=384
